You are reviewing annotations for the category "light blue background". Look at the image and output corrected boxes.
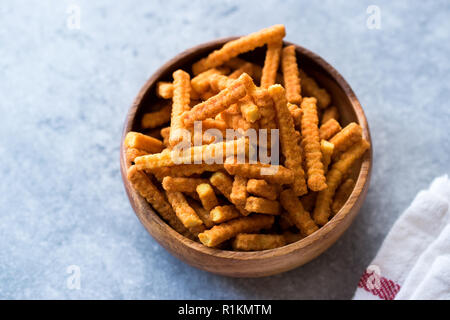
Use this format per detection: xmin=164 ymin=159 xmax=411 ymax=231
xmin=0 ymin=0 xmax=448 ymax=299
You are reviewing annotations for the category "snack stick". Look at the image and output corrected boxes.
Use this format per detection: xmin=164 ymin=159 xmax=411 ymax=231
xmin=200 ymin=91 xmax=215 ymax=101
xmin=300 ymin=97 xmax=327 ymax=191
xmin=124 ymin=131 xmax=164 ymax=154
xmin=162 ymin=177 xmax=209 ymax=193
xmin=169 ymin=70 xmax=191 ymax=146
xmin=149 ymin=163 xmax=223 ymax=179
xmin=283 ymin=231 xmax=304 ymax=244
xmin=229 ymin=62 xmax=258 ymax=79
xmin=126 ymin=148 xmax=149 ymax=166
xmin=166 ymin=191 xmax=203 ymax=228
xmin=224 ymin=58 xmax=262 ymax=80
xmin=196 ymin=183 xmax=219 ymax=211
xmin=198 ymin=215 xmax=275 ymax=247
xmin=319 ymin=119 xmax=342 ymax=141
xmin=245 ymin=196 xmax=280 ymax=215
xmin=224 ymin=162 xmax=294 ymax=185
xmin=210 ymin=205 xmax=241 ymax=223
xmin=191 ymin=67 xmax=229 ymax=94
xmin=209 ymin=74 xmax=234 ymax=93
xmin=298 ymin=69 xmax=331 ymax=109
xmin=141 ymin=103 xmax=172 ymax=129
xmin=230 ymin=176 xmax=248 ymax=208
xmin=160 ymin=127 xmax=170 ymax=147
xmin=320 ymin=140 xmax=334 ymax=174
xmin=321 ymin=106 xmax=340 ymax=124
xmin=217 ymin=105 xmax=258 ymax=132
xmin=299 ymin=192 xmax=317 ymax=212
xmin=126 ymin=166 xmax=188 ymax=235
xmin=287 ymin=103 xmax=303 ymax=129
xmin=313 ymin=139 xmax=370 ymax=225
xmin=280 ymin=189 xmax=319 ymax=236
xmin=182 ymin=73 xmax=253 ymax=126
xmin=210 ymin=171 xmax=249 ymax=215
xmin=135 ymin=138 xmax=247 ymax=170
xmin=232 ymin=233 xmax=286 ymax=251
xmin=261 ymin=40 xmax=282 ymax=88
xmin=156 ymin=81 xmax=174 ymax=99
xmin=188 ymin=200 xmax=215 ymax=228
xmin=332 ymin=178 xmax=356 ymax=215
xmin=185 ymin=191 xmax=200 ymax=201
xmin=246 ymin=179 xmax=278 ymax=200
xmin=238 ymin=96 xmax=261 ymax=123
xmin=281 ymin=45 xmax=302 ymax=104
xmin=329 ymin=122 xmax=363 ymax=160
xmin=269 ymin=85 xmax=308 ymax=195
xmin=279 ymin=214 xmax=294 ymax=230
xmin=192 ymin=24 xmax=286 ymax=74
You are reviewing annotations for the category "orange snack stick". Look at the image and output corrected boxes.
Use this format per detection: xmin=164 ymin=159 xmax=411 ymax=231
xmin=299 ymin=192 xmax=317 ymax=212
xmin=198 ymin=215 xmax=275 ymax=247
xmin=298 ymin=69 xmax=331 ymax=109
xmin=160 ymin=127 xmax=170 ymax=147
xmin=209 ymin=74 xmax=234 ymax=93
xmin=224 ymin=58 xmax=262 ymax=80
xmin=246 ymin=179 xmax=278 ymax=201
xmin=321 ymin=106 xmax=340 ymax=124
xmin=192 ymin=25 xmax=286 ymax=74
xmin=229 ymin=62 xmax=258 ymax=79
xmin=319 ymin=119 xmax=342 ymax=140
xmin=196 ymin=183 xmax=219 ymax=211
xmin=313 ymin=139 xmax=370 ymax=225
xmin=224 ymin=162 xmax=294 ymax=185
xmin=230 ymin=175 xmax=248 ymax=208
xmin=210 ymin=171 xmax=249 ymax=215
xmin=126 ymin=148 xmax=148 ymax=166
xmin=191 ymin=67 xmax=229 ymax=94
xmin=329 ymin=122 xmax=363 ymax=160
xmin=280 ymin=188 xmax=319 ymax=236
xmin=166 ymin=191 xmax=203 ymax=228
xmin=287 ymin=103 xmax=303 ymax=129
xmin=281 ymin=45 xmax=302 ymax=104
xmin=210 ymin=205 xmax=240 ymax=223
xmin=188 ymin=200 xmax=214 ymax=228
xmin=156 ymin=81 xmax=174 ymax=99
xmin=126 ymin=166 xmax=187 ymax=235
xmin=283 ymin=231 xmax=304 ymax=244
xmin=216 ymin=103 xmax=257 ymax=131
xmin=141 ymin=103 xmax=172 ymax=129
xmin=182 ymin=73 xmax=253 ymax=126
xmin=279 ymin=214 xmax=294 ymax=230
xmin=269 ymin=85 xmax=307 ymax=195
xmin=332 ymin=178 xmax=356 ymax=215
xmin=300 ymin=97 xmax=327 ymax=191
xmin=320 ymin=140 xmax=334 ymax=173
xmin=245 ymin=196 xmax=280 ymax=215
xmin=124 ymin=131 xmax=164 ymax=154
xmin=149 ymin=163 xmax=223 ymax=179
xmin=238 ymin=96 xmax=261 ymax=123
xmin=169 ymin=70 xmax=191 ymax=147
xmin=162 ymin=177 xmax=208 ymax=193
xmin=232 ymin=233 xmax=286 ymax=251
xmin=261 ymin=40 xmax=282 ymax=88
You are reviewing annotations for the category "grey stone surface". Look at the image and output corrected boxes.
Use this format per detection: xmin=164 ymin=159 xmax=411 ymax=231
xmin=0 ymin=0 xmax=448 ymax=299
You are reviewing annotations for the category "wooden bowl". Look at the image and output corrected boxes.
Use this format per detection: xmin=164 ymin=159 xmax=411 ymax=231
xmin=120 ymin=37 xmax=372 ymax=277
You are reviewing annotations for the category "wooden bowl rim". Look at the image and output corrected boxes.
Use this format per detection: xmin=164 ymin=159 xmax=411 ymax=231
xmin=120 ymin=37 xmax=372 ymax=261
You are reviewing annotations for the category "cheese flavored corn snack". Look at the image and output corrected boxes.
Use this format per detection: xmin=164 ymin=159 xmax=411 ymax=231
xmin=321 ymin=106 xmax=339 ymax=124
xmin=210 ymin=171 xmax=248 ymax=215
xmin=141 ymin=103 xmax=172 ymax=129
xmin=319 ymin=119 xmax=342 ymax=140
xmin=246 ymin=179 xmax=278 ymax=200
xmin=126 ymin=148 xmax=148 ymax=166
xmin=232 ymin=233 xmax=286 ymax=251
xmin=224 ymin=162 xmax=294 ymax=185
xmin=261 ymin=40 xmax=282 ymax=88
xmin=162 ymin=177 xmax=209 ymax=193
xmin=298 ymin=69 xmax=331 ymax=109
xmin=169 ymin=70 xmax=191 ymax=147
xmin=280 ymin=188 xmax=318 ymax=236
xmin=330 ymin=122 xmax=363 ymax=160
xmin=210 ymin=205 xmax=241 ymax=223
xmin=332 ymin=178 xmax=356 ymax=215
xmin=124 ymin=132 xmax=164 ymax=154
xmin=166 ymin=191 xmax=203 ymax=228
xmin=245 ymin=196 xmax=280 ymax=215
xmin=230 ymin=175 xmax=248 ymax=208
xmin=320 ymin=140 xmax=334 ymax=174
xmin=196 ymin=183 xmax=219 ymax=211
xmin=281 ymin=45 xmax=302 ymax=104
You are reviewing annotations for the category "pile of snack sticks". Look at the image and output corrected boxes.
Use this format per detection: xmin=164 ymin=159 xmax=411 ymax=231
xmin=124 ymin=25 xmax=370 ymax=251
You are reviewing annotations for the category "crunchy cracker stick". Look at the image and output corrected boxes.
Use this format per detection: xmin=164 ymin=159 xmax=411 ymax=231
xmin=321 ymin=140 xmax=334 ymax=174
xmin=210 ymin=205 xmax=240 ymax=223
xmin=191 ymin=67 xmax=229 ymax=94
xmin=229 ymin=61 xmax=258 ymax=79
xmin=182 ymin=73 xmax=252 ymax=126
xmin=192 ymin=25 xmax=286 ymax=74
xmin=150 ymin=163 xmax=223 ymax=179
xmin=298 ymin=69 xmax=331 ymax=109
xmin=224 ymin=58 xmax=262 ymax=80
xmin=162 ymin=177 xmax=208 ymax=193
xmin=156 ymin=81 xmax=174 ymax=99
xmin=319 ymin=119 xmax=342 ymax=140
xmin=313 ymin=139 xmax=370 ymax=225
xmin=126 ymin=148 xmax=148 ymax=166
xmin=224 ymin=162 xmax=294 ymax=185
xmin=299 ymin=192 xmax=317 ymax=212
xmin=300 ymin=97 xmax=327 ymax=191
xmin=245 ymin=196 xmax=280 ymax=215
xmin=321 ymin=106 xmax=340 ymax=124
xmin=261 ymin=40 xmax=282 ymax=88
xmin=124 ymin=132 xmax=164 ymax=154
xmin=188 ymin=200 xmax=214 ymax=228
xmin=238 ymin=96 xmax=261 ymax=123
xmin=198 ymin=215 xmax=275 ymax=247
xmin=288 ymin=103 xmax=303 ymax=129
xmin=210 ymin=171 xmax=249 ymax=215
xmin=246 ymin=179 xmax=278 ymax=201
xmin=332 ymin=178 xmax=355 ymax=215
xmin=196 ymin=183 xmax=219 ymax=211
xmin=135 ymin=138 xmax=247 ymax=170
xmin=166 ymin=191 xmax=203 ymax=228
xmin=283 ymin=231 xmax=304 ymax=244
xmin=216 ymin=103 xmax=257 ymax=131
xmin=141 ymin=103 xmax=172 ymax=129
xmin=280 ymin=189 xmax=319 ymax=236
xmin=230 ymin=176 xmax=248 ymax=208
xmin=232 ymin=234 xmax=286 ymax=251
xmin=169 ymin=70 xmax=191 ymax=146
xmin=281 ymin=45 xmax=302 ymax=104
xmin=269 ymin=85 xmax=307 ymax=195
xmin=160 ymin=127 xmax=170 ymax=147
xmin=330 ymin=122 xmax=363 ymax=160
xmin=209 ymin=74 xmax=234 ymax=93
xmin=126 ymin=166 xmax=187 ymax=235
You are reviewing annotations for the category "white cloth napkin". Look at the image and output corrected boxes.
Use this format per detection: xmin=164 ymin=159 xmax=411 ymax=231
xmin=353 ymin=175 xmax=450 ymax=300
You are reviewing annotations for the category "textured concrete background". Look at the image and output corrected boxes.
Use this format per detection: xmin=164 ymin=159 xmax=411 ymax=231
xmin=0 ymin=0 xmax=448 ymax=299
